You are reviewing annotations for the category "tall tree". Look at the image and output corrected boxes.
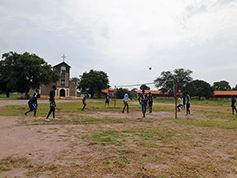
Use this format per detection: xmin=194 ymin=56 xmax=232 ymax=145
xmin=0 ymin=51 xmax=59 ymax=97
xmin=232 ymin=84 xmax=237 ymax=91
xmin=70 ymin=77 xmax=80 ymax=87
xmin=130 ymin=88 xmax=138 ymax=99
xmin=186 ymin=80 xmax=214 ymax=100
xmin=140 ymin=84 xmax=150 ymax=90
xmin=154 ymin=68 xmax=192 ymax=94
xmin=116 ymin=88 xmax=131 ymax=99
xmin=213 ymin=80 xmax=231 ymax=91
xmin=78 ymin=70 xmax=109 ymax=98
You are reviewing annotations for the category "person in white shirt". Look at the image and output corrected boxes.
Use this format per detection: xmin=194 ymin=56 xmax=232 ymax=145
xmin=177 ymin=96 xmax=183 ymax=112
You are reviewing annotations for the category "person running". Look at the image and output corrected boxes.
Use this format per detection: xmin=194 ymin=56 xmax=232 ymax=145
xmin=148 ymin=92 xmax=153 ymax=113
xmin=185 ymin=92 xmax=191 ymax=115
xmin=138 ymin=90 xmax=148 ymax=117
xmin=122 ymin=93 xmax=129 ymax=113
xmin=82 ymin=93 xmax=89 ymax=111
xmin=45 ymin=85 xmax=57 ymax=121
xmin=231 ymin=96 xmax=237 ymax=115
xmin=105 ymin=94 xmax=109 ymax=107
xmin=25 ymin=92 xmax=40 ymax=117
xmin=177 ymin=96 xmax=183 ymax=112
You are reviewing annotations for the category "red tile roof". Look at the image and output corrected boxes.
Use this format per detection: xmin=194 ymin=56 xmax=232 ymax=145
xmin=136 ymin=90 xmax=169 ymax=95
xmin=101 ymin=88 xmax=117 ymax=93
xmin=214 ymin=91 xmax=237 ymax=96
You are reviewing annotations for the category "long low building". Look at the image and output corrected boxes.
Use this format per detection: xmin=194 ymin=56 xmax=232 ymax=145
xmin=101 ymin=88 xmax=237 ymax=99
xmin=214 ymin=91 xmax=237 ymax=98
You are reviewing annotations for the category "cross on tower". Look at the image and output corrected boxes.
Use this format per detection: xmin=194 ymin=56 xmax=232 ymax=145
xmin=61 ymin=54 xmax=66 ymax=62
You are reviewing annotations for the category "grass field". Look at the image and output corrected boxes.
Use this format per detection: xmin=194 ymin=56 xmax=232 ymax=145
xmin=0 ymin=99 xmax=236 ymax=177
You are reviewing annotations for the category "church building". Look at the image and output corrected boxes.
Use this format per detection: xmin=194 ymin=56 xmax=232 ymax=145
xmin=39 ymin=56 xmax=77 ymax=98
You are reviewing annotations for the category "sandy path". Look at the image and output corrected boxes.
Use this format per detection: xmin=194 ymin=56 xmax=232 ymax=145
xmin=0 ymin=99 xmax=80 ymax=106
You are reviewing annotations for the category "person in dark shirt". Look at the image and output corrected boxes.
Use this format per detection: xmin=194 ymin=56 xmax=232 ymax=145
xmin=24 ymin=92 xmax=40 ymax=117
xmin=82 ymin=93 xmax=89 ymax=111
xmin=138 ymin=90 xmax=148 ymax=118
xmin=45 ymin=85 xmax=57 ymax=121
xmin=147 ymin=92 xmax=153 ymax=113
xmin=231 ymin=96 xmax=237 ymax=115
xmin=185 ymin=91 xmax=191 ymax=116
xmin=182 ymin=95 xmax=186 ymax=110
xmin=105 ymin=94 xmax=109 ymax=107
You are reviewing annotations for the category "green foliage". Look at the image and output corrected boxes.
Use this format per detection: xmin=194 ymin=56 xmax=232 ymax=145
xmin=140 ymin=84 xmax=150 ymax=90
xmin=0 ymin=51 xmax=59 ymax=97
xmin=136 ymin=129 xmax=175 ymax=143
xmin=70 ymin=77 xmax=80 ymax=87
xmin=186 ymin=80 xmax=214 ymax=100
xmin=154 ymin=68 xmax=192 ymax=94
xmin=213 ymin=80 xmax=231 ymax=91
xmin=174 ymin=119 xmax=237 ymax=129
xmin=116 ymin=88 xmax=131 ymax=99
xmin=78 ymin=70 xmax=109 ymax=98
xmin=232 ymin=84 xmax=237 ymax=91
xmin=91 ymin=130 xmax=124 ymax=146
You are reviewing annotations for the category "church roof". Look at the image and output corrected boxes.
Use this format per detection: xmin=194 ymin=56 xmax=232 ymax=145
xmin=53 ymin=61 xmax=71 ymax=68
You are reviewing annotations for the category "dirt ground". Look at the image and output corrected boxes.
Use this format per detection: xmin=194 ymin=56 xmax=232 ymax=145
xmin=0 ymin=100 xmax=236 ymax=178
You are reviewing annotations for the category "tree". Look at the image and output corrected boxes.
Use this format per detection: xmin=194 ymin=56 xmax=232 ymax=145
xmin=116 ymin=88 xmax=131 ymax=99
xmin=186 ymin=80 xmax=214 ymax=100
xmin=154 ymin=68 xmax=193 ymax=94
xmin=70 ymin=77 xmax=80 ymax=87
xmin=140 ymin=84 xmax=150 ymax=90
xmin=232 ymin=84 xmax=237 ymax=91
xmin=78 ymin=70 xmax=109 ymax=98
xmin=0 ymin=80 xmax=11 ymax=98
xmin=213 ymin=80 xmax=231 ymax=91
xmin=0 ymin=51 xmax=60 ymax=97
xmin=130 ymin=88 xmax=138 ymax=99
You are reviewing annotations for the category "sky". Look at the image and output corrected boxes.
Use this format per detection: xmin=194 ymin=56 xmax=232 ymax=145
xmin=0 ymin=0 xmax=237 ymax=90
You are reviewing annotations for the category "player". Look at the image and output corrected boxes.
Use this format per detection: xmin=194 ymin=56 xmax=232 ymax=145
xmin=45 ymin=85 xmax=57 ymax=121
xmin=105 ymin=94 xmax=109 ymax=107
xmin=231 ymin=96 xmax=237 ymax=115
xmin=147 ymin=92 xmax=153 ymax=113
xmin=24 ymin=92 xmax=40 ymax=117
xmin=177 ymin=96 xmax=183 ymax=112
xmin=82 ymin=93 xmax=89 ymax=111
xmin=122 ymin=92 xmax=129 ymax=113
xmin=138 ymin=90 xmax=148 ymax=117
xmin=185 ymin=92 xmax=191 ymax=115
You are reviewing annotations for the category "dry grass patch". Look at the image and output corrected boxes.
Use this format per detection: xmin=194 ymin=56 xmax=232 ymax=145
xmin=0 ymin=156 xmax=29 ymax=172
xmin=1 ymin=100 xmax=237 ymax=177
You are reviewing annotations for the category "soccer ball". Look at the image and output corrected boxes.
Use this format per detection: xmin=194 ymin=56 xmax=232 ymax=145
xmin=149 ymin=67 xmax=152 ymax=70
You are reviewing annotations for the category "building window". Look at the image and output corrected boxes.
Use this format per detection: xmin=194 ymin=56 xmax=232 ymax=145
xmin=61 ymin=66 xmax=66 ymax=86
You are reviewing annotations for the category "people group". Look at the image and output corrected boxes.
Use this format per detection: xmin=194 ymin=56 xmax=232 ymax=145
xmin=25 ymin=87 xmax=237 ymax=120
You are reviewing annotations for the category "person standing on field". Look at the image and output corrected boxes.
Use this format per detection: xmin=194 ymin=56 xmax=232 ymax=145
xmin=177 ymin=96 xmax=183 ymax=112
xmin=138 ymin=90 xmax=148 ymax=117
xmin=122 ymin=93 xmax=129 ymax=113
xmin=45 ymin=85 xmax=57 ymax=121
xmin=82 ymin=93 xmax=89 ymax=111
xmin=185 ymin=92 xmax=191 ymax=116
xmin=105 ymin=94 xmax=109 ymax=107
xmin=231 ymin=96 xmax=237 ymax=115
xmin=148 ymin=92 xmax=153 ymax=113
xmin=182 ymin=95 xmax=186 ymax=110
